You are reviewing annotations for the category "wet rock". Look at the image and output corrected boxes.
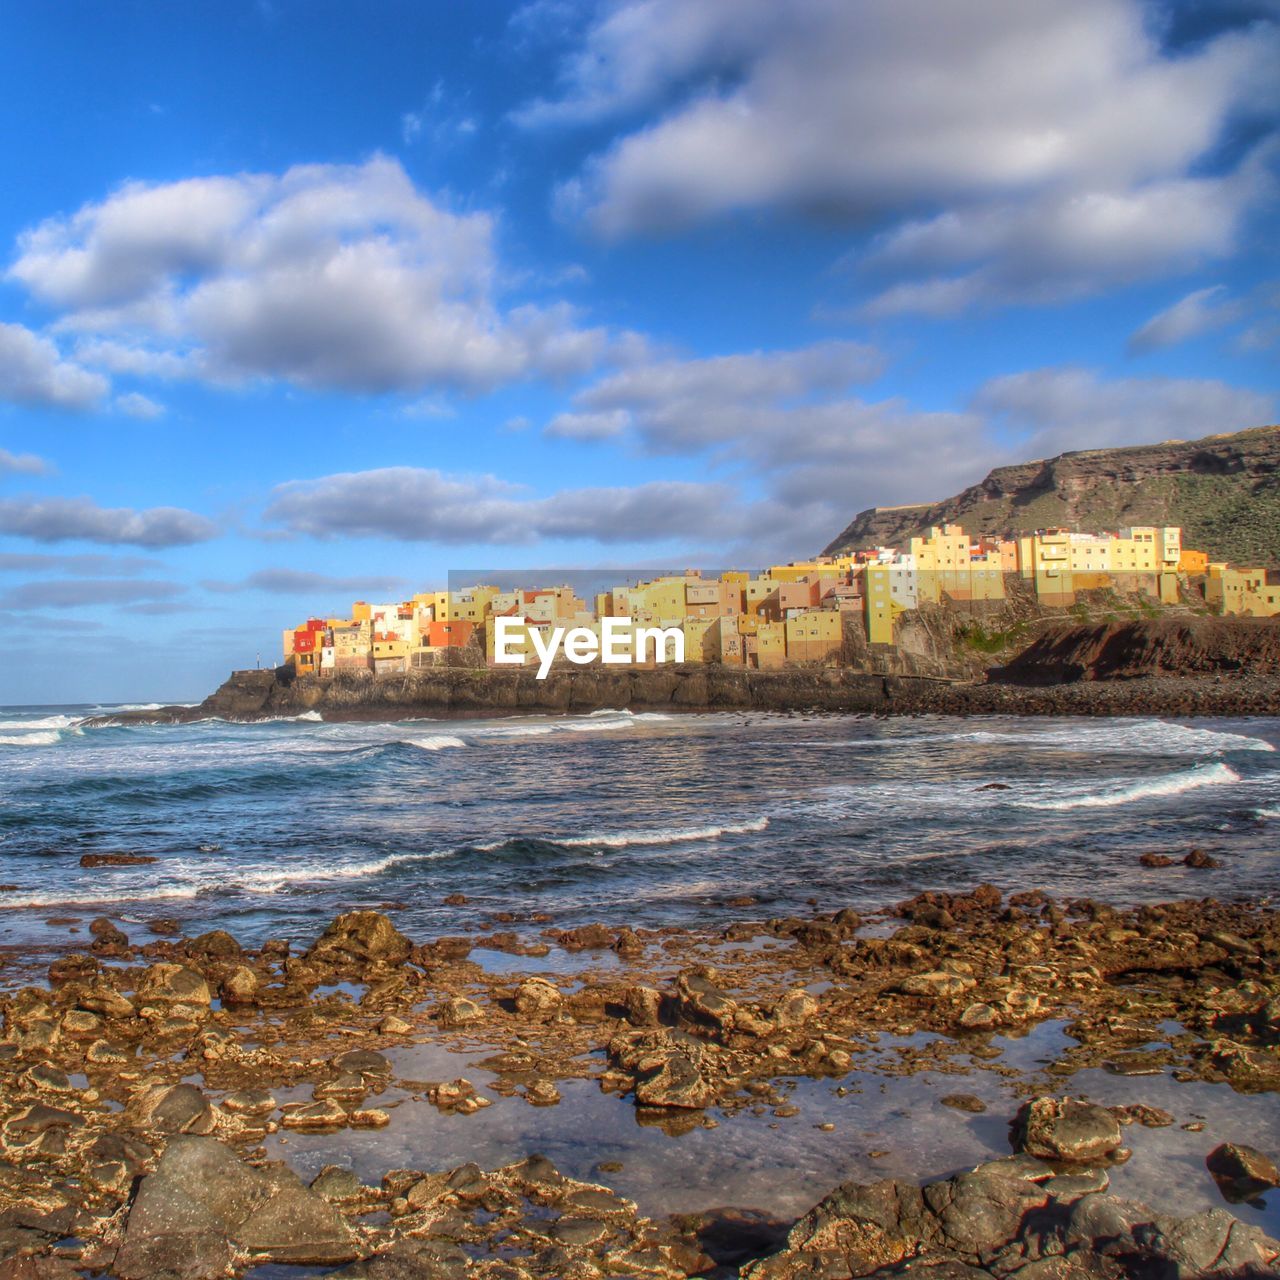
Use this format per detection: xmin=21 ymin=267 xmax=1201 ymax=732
xmin=675 ymin=970 xmax=738 ymax=1031
xmin=281 ymin=1099 xmax=349 ymax=1130
xmin=129 ymin=1082 xmax=219 ymax=1135
xmin=47 ymin=952 xmax=98 ymax=985
xmin=1206 ymin=1142 xmax=1280 ymax=1201
xmin=633 ymin=1049 xmax=717 ymax=1110
xmin=218 ymin=965 xmax=258 ymax=1006
xmin=332 ymin=1047 xmax=392 ymax=1079
xmin=437 ymin=996 xmax=483 ymax=1027
xmin=80 ymin=854 xmax=156 ymax=867
xmin=310 ymin=1165 xmax=365 ymax=1202
xmin=514 ymin=977 xmax=563 ymax=1017
xmin=1184 ymin=848 xmax=1222 ymax=869
xmin=1012 ymin=1096 xmax=1124 ymax=1164
xmin=186 ymin=929 xmax=243 ymax=960
xmin=940 ymin=1094 xmax=987 ymax=1113
xmin=323 ymin=1239 xmax=470 ymax=1279
xmin=136 ymin=962 xmax=213 ymax=1011
xmin=525 ymin=1079 xmax=561 ymax=1106
xmin=427 ymin=1078 xmax=491 ymax=1115
xmin=895 ymin=971 xmax=977 ymax=999
xmin=622 ymin=985 xmax=663 ymax=1027
xmin=1139 ymin=852 xmax=1176 ymax=868
xmin=306 ymin=910 xmax=411 ymax=970
xmin=772 ymin=988 xmax=819 ymax=1029
xmin=115 ymin=1135 xmax=358 ymax=1279
xmin=553 ymin=923 xmax=615 ymax=950
xmin=958 ymin=1001 xmax=999 ymax=1029
xmin=222 ymin=1088 xmax=276 ymax=1116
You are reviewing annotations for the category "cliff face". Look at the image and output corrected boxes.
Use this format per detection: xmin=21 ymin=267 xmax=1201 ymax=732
xmin=823 ymin=424 xmax=1280 ymax=564
xmin=994 ymin=615 xmax=1280 ymax=685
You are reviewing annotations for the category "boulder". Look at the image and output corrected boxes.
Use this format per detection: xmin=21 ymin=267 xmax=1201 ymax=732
xmin=1012 ymin=1096 xmax=1124 ymax=1164
xmin=115 ymin=1136 xmax=358 ymax=1279
xmin=136 ymin=963 xmax=212 ymax=1009
xmin=306 ymin=911 xmax=411 ymax=970
xmin=895 ymin=971 xmax=977 ymax=999
xmin=129 ymin=1083 xmax=219 ymax=1136
xmin=513 ymin=977 xmax=562 ymax=1017
xmin=1206 ymin=1143 xmax=1280 ymax=1201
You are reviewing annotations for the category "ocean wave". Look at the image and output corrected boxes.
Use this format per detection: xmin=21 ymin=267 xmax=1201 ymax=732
xmin=408 ymin=735 xmax=466 ymax=751
xmin=0 ymin=715 xmax=79 ymax=730
xmin=1019 ymin=762 xmax=1241 ymax=811
xmin=0 ymin=730 xmax=62 ymax=747
xmin=559 ymin=816 xmax=770 ymax=849
xmin=481 ymin=723 xmax=557 ymax=738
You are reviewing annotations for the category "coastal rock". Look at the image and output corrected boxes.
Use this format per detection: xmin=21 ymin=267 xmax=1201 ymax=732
xmin=438 ymin=996 xmax=483 ymax=1027
xmin=622 ymin=985 xmax=663 ymax=1027
xmin=894 ymin=971 xmax=977 ymax=999
xmin=513 ymin=977 xmax=562 ymax=1017
xmin=306 ymin=910 xmax=411 ymax=970
xmin=1012 ymin=1096 xmax=1124 ymax=1164
xmin=218 ymin=965 xmax=259 ymax=1006
xmin=136 ymin=963 xmax=213 ymax=1010
xmin=634 ymin=1050 xmax=717 ymax=1109
xmin=1206 ymin=1143 xmax=1280 ymax=1201
xmin=115 ymin=1135 xmax=358 ymax=1279
xmin=80 ymin=853 xmax=156 ymax=867
xmin=129 ymin=1083 xmax=219 ymax=1136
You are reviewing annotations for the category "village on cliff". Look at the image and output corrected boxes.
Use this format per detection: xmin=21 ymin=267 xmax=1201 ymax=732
xmin=283 ymin=523 xmax=1280 ymax=677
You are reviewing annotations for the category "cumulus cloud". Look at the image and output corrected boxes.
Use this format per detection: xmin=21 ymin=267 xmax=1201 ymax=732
xmin=534 ymin=0 xmax=1278 ymax=308
xmin=972 ymin=366 xmax=1277 ymax=457
xmin=265 ymin=466 xmax=744 ymax=545
xmin=0 ymin=497 xmax=217 ymax=547
xmin=0 ymin=322 xmax=107 ymax=410
xmin=9 ymin=156 xmax=612 ymax=395
xmin=0 ymin=578 xmax=186 ymax=609
xmin=204 ymin=568 xmax=409 ymax=596
xmin=0 ymin=448 xmax=52 ymax=476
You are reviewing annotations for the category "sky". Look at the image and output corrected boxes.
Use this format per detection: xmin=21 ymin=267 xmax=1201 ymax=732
xmin=0 ymin=0 xmax=1277 ymax=702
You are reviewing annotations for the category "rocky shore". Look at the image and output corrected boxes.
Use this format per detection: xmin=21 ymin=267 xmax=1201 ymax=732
xmin=2 ymin=882 xmax=1278 ymax=1278
xmin=89 ymin=660 xmax=1280 ymax=727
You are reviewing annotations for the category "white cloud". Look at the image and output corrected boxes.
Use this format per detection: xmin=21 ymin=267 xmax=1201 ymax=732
xmin=114 ymin=391 xmax=166 ymax=419
xmin=0 ymin=322 xmax=107 ymax=410
xmin=0 ymin=448 xmax=52 ymax=477
xmin=265 ymin=466 xmax=744 ymax=546
xmin=0 ymin=496 xmax=217 ymax=547
xmin=537 ymin=0 xmax=1278 ymax=308
xmin=1127 ymin=285 xmax=1245 ymax=352
xmin=8 ymin=156 xmax=612 ymax=395
xmin=972 ymin=366 xmax=1276 ymax=456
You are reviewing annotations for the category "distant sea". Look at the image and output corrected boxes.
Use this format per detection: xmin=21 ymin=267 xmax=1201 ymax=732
xmin=0 ymin=706 xmax=1277 ymax=954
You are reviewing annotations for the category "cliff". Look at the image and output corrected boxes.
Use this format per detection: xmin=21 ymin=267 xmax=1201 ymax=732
xmin=823 ymin=424 xmax=1280 ymax=564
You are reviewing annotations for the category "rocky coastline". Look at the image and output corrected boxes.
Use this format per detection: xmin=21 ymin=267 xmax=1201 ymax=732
xmin=88 ymin=663 xmax=1280 ymax=727
xmin=2 ymin=880 xmax=1278 ymax=1278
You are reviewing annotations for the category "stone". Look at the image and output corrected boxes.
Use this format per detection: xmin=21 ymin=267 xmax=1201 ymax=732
xmin=281 ymin=1100 xmax=348 ymax=1130
xmin=959 ymin=1002 xmax=999 ymax=1029
xmin=331 ymin=1048 xmax=393 ymax=1079
xmin=81 ymin=854 xmax=156 ymax=867
xmin=634 ymin=1049 xmax=717 ymax=1109
xmin=622 ymin=985 xmax=663 ymax=1027
xmin=310 ymin=1165 xmax=365 ymax=1202
xmin=222 ymin=1088 xmax=275 ymax=1116
xmin=130 ymin=1083 xmax=219 ymax=1136
xmin=514 ymin=977 xmax=562 ymax=1016
xmin=772 ymin=988 xmax=819 ymax=1029
xmin=306 ymin=910 xmax=411 ymax=969
xmin=218 ymin=965 xmax=258 ymax=1006
xmin=895 ymin=971 xmax=977 ymax=999
xmin=1184 ymin=848 xmax=1222 ymax=869
xmin=438 ymin=996 xmax=483 ymax=1027
xmin=136 ymin=963 xmax=212 ymax=1009
xmin=1206 ymin=1143 xmax=1280 ymax=1201
xmin=115 ymin=1136 xmax=358 ymax=1279
xmin=940 ymin=1094 xmax=987 ymax=1114
xmin=1012 ymin=1096 xmax=1124 ymax=1164
xmin=186 ymin=929 xmax=242 ymax=959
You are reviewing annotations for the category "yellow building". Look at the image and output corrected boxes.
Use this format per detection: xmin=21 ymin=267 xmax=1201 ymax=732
xmin=754 ymin=621 xmax=786 ymax=668
xmin=681 ymin=617 xmax=713 ymax=661
xmin=910 ymin=525 xmax=1006 ymax=604
xmin=864 ymin=564 xmax=906 ymax=645
xmin=1180 ymin=548 xmax=1210 ymax=575
xmin=1205 ymin=564 xmax=1280 ymax=617
xmin=785 ymin=610 xmax=843 ymax=663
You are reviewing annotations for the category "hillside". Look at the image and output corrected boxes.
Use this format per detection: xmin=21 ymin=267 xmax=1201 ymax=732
xmin=823 ymin=424 xmax=1280 ymax=564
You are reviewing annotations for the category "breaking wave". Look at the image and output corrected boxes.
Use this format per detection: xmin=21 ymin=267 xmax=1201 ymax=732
xmin=0 ymin=730 xmax=62 ymax=747
xmin=408 ymin=735 xmax=466 ymax=752
xmin=559 ymin=816 xmax=770 ymax=848
xmin=1020 ymin=762 xmax=1241 ymax=811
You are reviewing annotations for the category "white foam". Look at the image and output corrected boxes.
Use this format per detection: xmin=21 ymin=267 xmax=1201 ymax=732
xmin=0 ymin=730 xmax=61 ymax=746
xmin=559 ymin=816 xmax=770 ymax=848
xmin=563 ymin=717 xmax=633 ymax=732
xmin=0 ymin=715 xmax=78 ymax=730
xmin=482 ymin=723 xmax=557 ymax=738
xmin=408 ymin=735 xmax=466 ymax=751
xmin=1020 ymin=762 xmax=1241 ymax=811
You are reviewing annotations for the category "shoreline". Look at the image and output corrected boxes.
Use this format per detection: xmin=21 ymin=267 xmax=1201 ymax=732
xmin=2 ymin=885 xmax=1277 ymax=1276
xmin=85 ymin=666 xmax=1280 ymax=727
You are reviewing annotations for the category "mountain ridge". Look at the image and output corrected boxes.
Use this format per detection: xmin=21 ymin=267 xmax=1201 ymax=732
xmin=822 ymin=424 xmax=1280 ymax=564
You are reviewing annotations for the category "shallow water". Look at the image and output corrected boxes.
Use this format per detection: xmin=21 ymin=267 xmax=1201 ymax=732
xmin=256 ymin=1020 xmax=1280 ymax=1235
xmin=0 ymin=707 xmax=1277 ymax=953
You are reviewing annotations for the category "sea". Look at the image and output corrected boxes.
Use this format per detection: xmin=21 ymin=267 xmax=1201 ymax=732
xmin=0 ymin=706 xmax=1277 ymax=956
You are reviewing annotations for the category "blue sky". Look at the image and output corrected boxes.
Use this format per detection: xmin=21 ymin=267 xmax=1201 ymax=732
xmin=0 ymin=0 xmax=1277 ymax=702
